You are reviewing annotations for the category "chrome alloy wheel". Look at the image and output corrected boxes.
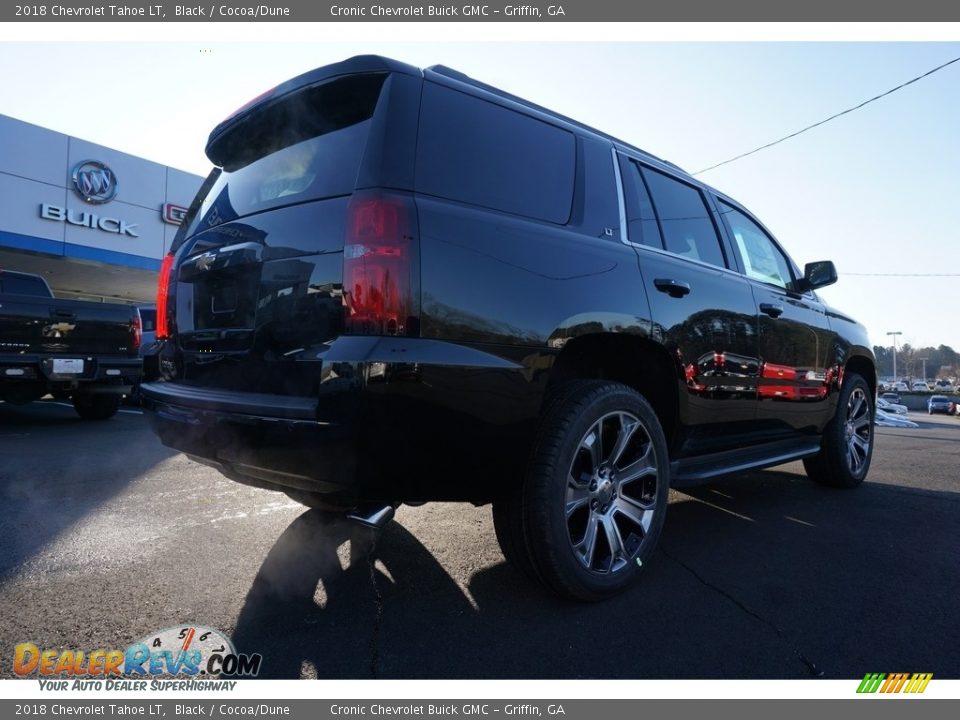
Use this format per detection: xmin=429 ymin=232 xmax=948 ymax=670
xmin=565 ymin=411 xmax=659 ymax=574
xmin=844 ymin=387 xmax=872 ymax=474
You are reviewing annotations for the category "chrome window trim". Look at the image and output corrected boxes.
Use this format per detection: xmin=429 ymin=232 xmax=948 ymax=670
xmin=611 ymin=146 xmax=628 ymax=245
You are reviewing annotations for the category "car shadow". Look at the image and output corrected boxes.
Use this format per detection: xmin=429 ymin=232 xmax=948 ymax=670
xmin=0 ymin=400 xmax=176 ymax=580
xmin=230 ymin=468 xmax=959 ymax=680
xmin=229 ymin=510 xmax=478 ymax=679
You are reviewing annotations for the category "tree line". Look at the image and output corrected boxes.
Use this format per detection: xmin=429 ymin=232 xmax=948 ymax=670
xmin=872 ymin=344 xmax=959 ymax=381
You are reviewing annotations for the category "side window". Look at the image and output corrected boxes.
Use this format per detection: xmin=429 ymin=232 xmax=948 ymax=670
xmin=618 ymin=155 xmax=663 ymax=248
xmin=640 ymin=167 xmax=726 ymax=268
xmin=718 ymin=201 xmax=794 ymax=290
xmin=416 ymin=83 xmax=576 ymax=224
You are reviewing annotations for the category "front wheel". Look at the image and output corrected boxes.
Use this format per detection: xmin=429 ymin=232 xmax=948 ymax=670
xmin=515 ymin=381 xmax=670 ymax=602
xmin=803 ymin=372 xmax=874 ymax=488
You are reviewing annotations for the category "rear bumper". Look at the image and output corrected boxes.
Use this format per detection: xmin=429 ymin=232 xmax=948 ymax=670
xmin=142 ymin=383 xmax=359 ymax=501
xmin=0 ymin=354 xmax=141 ymax=389
xmin=141 ymin=336 xmax=542 ymax=504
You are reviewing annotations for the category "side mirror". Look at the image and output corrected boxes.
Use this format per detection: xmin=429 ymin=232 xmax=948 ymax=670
xmin=795 ymin=260 xmax=837 ymax=292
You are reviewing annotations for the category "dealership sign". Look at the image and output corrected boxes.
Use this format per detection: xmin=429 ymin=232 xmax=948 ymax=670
xmin=162 ymin=202 xmax=188 ymax=225
xmin=39 ymin=204 xmax=139 ymax=237
xmin=71 ymin=160 xmax=118 ymax=204
xmin=37 ymin=159 xmax=139 ymax=237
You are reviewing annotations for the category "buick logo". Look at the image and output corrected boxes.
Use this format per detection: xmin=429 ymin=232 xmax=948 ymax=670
xmin=71 ymin=160 xmax=118 ymax=204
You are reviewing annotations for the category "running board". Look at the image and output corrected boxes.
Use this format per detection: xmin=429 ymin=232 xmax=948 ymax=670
xmin=670 ymin=439 xmax=822 ymax=488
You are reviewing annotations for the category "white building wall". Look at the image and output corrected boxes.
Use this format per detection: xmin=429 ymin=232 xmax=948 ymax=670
xmin=0 ymin=113 xmax=203 ymax=270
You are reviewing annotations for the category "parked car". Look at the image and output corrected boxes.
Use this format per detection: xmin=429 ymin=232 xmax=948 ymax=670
xmin=912 ymin=380 xmax=931 ymax=392
xmin=876 ymin=397 xmax=908 ymax=415
xmin=933 ymin=379 xmax=955 ymax=392
xmin=928 ymin=395 xmax=956 ymax=415
xmin=875 ymin=410 xmax=919 ymax=428
xmin=892 ymin=381 xmax=910 ymax=392
xmin=141 ymin=56 xmax=877 ymax=601
xmin=0 ymin=269 xmax=142 ymax=419
xmin=880 ymin=391 xmax=902 ymax=404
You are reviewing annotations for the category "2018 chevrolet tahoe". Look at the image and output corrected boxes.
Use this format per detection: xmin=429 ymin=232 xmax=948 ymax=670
xmin=142 ymin=56 xmax=877 ymax=601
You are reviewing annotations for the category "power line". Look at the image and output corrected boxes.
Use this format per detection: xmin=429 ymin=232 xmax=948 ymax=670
xmin=844 ymin=272 xmax=960 ymax=277
xmin=693 ymin=55 xmax=960 ymax=175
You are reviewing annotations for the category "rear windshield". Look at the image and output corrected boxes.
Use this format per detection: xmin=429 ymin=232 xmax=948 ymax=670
xmin=0 ymin=273 xmax=48 ymax=296
xmin=183 ymin=72 xmax=387 ymax=239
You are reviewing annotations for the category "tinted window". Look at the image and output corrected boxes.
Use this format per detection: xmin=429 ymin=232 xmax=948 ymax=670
xmin=719 ymin=201 xmax=793 ymax=289
xmin=139 ymin=308 xmax=156 ymax=332
xmin=641 ymin=168 xmax=725 ymax=268
xmin=187 ymin=73 xmax=387 ymax=234
xmin=1 ymin=273 xmax=49 ymax=296
xmin=618 ymin=156 xmax=663 ymax=248
xmin=416 ymin=84 xmax=575 ymax=224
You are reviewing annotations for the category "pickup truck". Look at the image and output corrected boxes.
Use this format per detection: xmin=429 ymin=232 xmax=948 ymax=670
xmin=0 ymin=269 xmax=142 ymax=420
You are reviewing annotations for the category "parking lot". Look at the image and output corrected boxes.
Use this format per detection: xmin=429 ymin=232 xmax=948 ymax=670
xmin=1 ymin=399 xmax=958 ymax=680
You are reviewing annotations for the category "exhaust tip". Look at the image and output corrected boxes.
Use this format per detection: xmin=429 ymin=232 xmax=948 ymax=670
xmin=347 ymin=504 xmax=396 ymax=530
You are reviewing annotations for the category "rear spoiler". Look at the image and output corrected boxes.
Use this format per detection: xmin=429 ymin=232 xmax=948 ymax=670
xmin=205 ymin=55 xmax=421 ymax=164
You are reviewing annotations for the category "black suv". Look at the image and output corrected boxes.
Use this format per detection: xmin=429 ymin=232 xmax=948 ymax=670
xmin=142 ymin=56 xmax=876 ymax=601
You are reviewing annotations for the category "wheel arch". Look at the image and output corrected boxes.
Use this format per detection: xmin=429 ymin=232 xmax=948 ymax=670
xmin=545 ymin=332 xmax=681 ymax=451
xmin=844 ymin=352 xmax=877 ymax=399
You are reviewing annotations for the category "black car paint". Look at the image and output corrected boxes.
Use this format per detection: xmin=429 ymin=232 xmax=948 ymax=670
xmin=142 ymin=56 xmax=875 ymax=508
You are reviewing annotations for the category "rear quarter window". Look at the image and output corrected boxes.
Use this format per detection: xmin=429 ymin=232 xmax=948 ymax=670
xmin=415 ymin=83 xmax=576 ymax=224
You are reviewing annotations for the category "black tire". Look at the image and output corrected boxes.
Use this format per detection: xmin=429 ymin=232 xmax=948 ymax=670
xmin=518 ymin=380 xmax=670 ymax=602
xmin=803 ymin=372 xmax=873 ymax=488
xmin=492 ymin=496 xmax=540 ymax=584
xmin=72 ymin=394 xmax=121 ymax=421
xmin=491 ymin=381 xmax=589 ymax=586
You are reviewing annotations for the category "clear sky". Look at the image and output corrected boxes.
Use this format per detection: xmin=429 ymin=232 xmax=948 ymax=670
xmin=0 ymin=38 xmax=957 ymax=353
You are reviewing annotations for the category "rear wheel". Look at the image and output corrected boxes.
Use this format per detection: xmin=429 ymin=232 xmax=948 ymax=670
xmin=510 ymin=381 xmax=670 ymax=602
xmin=72 ymin=394 xmax=121 ymax=421
xmin=803 ymin=372 xmax=873 ymax=488
xmin=492 ymin=495 xmax=539 ymax=583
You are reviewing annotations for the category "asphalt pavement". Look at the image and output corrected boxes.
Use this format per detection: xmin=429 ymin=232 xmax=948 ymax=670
xmin=1 ymin=399 xmax=958 ymax=679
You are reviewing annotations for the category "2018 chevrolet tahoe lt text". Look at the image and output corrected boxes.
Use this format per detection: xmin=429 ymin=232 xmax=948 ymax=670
xmin=142 ymin=56 xmax=876 ymax=601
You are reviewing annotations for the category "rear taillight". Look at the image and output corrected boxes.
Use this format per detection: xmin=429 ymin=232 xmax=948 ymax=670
xmin=132 ymin=312 xmax=142 ymax=351
xmin=156 ymin=253 xmax=175 ymax=340
xmin=343 ymin=192 xmax=419 ymax=336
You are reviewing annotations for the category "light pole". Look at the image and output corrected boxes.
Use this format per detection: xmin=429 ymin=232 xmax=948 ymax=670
xmin=919 ymin=357 xmax=928 ymax=384
xmin=887 ymin=331 xmax=902 ymax=382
